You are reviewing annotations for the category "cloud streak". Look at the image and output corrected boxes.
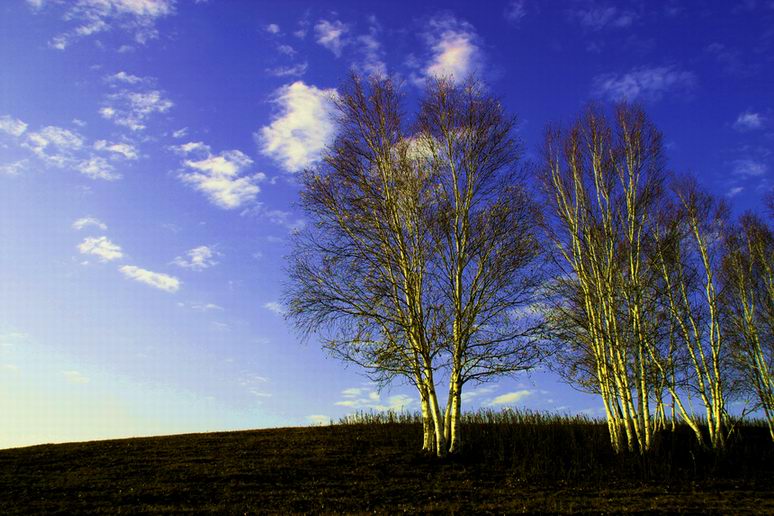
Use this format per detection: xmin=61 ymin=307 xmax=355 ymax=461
xmin=592 ymin=65 xmax=696 ymax=102
xmin=119 ymin=265 xmax=180 ymax=292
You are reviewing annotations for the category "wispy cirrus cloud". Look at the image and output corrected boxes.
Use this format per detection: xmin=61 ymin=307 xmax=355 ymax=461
xmin=505 ymin=0 xmax=527 ymax=24
xmin=25 ymin=125 xmax=85 ymax=162
xmin=733 ymin=111 xmax=765 ymax=131
xmin=356 ymin=16 xmax=387 ymax=77
xmin=72 ymin=217 xmax=107 ymax=231
xmin=591 ymin=65 xmax=696 ymax=102
xmin=314 ymin=18 xmax=349 ymax=57
xmin=174 ymin=142 xmax=265 ymax=209
xmin=78 ymin=236 xmax=124 ymax=262
xmin=119 ymin=265 xmax=180 ymax=293
xmin=1 ymin=116 xmax=129 ymax=180
xmin=263 ymin=301 xmax=286 ymax=316
xmin=0 ymin=115 xmax=28 ymax=137
xmin=307 ymin=414 xmax=331 ymax=425
xmin=0 ymin=160 xmax=29 ymax=176
xmin=265 ymin=63 xmax=308 ymax=78
xmin=567 ymin=3 xmax=637 ymax=30
xmin=732 ymin=158 xmax=768 ymax=177
xmin=486 ymin=389 xmax=533 ymax=406
xmin=62 ymin=370 xmax=90 ymax=384
xmin=105 ymin=71 xmax=145 ymax=85
xmin=261 ymin=208 xmax=306 ymax=233
xmin=257 ymin=81 xmax=337 ymax=173
xmin=28 ymin=0 xmax=176 ymax=50
xmin=173 ymin=246 xmax=218 ymax=270
xmin=100 ymin=89 xmax=173 ymax=131
xmin=335 ymin=387 xmax=414 ymax=412
xmin=94 ymin=140 xmax=138 ymax=160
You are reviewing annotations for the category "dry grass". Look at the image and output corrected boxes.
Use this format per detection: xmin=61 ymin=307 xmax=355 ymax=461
xmin=0 ymin=411 xmax=771 ymax=513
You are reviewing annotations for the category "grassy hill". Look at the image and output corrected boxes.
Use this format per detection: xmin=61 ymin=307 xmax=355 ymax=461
xmin=1 ymin=414 xmax=772 ymax=513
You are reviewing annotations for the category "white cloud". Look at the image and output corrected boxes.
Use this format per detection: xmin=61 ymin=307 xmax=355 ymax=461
xmin=0 ymin=115 xmax=28 ymax=137
xmin=94 ymin=140 xmax=139 ymax=160
xmin=119 ymin=265 xmax=180 ymax=293
xmin=72 ymin=217 xmax=107 ymax=231
xmin=461 ymin=384 xmax=498 ymax=402
xmin=263 ymin=301 xmax=286 ymax=316
xmin=33 ymin=0 xmax=176 ymax=50
xmin=356 ymin=18 xmax=387 ymax=77
xmin=487 ymin=389 xmax=533 ymax=406
xmin=62 ymin=370 xmax=90 ymax=384
xmin=314 ymin=19 xmax=349 ymax=57
xmin=100 ymin=89 xmax=173 ymax=131
xmin=174 ymin=141 xmax=209 ymax=154
xmin=78 ymin=236 xmax=124 ymax=261
xmin=732 ymin=159 xmax=768 ymax=177
xmin=592 ymin=65 xmax=696 ymax=102
xmin=0 ymin=160 xmax=29 ymax=176
xmin=257 ymin=81 xmax=337 ymax=173
xmin=25 ymin=126 xmax=84 ymax=157
xmin=335 ymin=388 xmax=414 ymax=412
xmin=173 ymin=245 xmax=218 ymax=270
xmin=105 ymin=71 xmax=144 ymax=84
xmin=77 ymin=156 xmax=121 ymax=180
xmin=419 ymin=14 xmax=483 ymax=85
xmin=190 ymin=303 xmax=223 ymax=312
xmin=175 ymin=142 xmax=265 ymax=209
xmin=172 ymin=127 xmax=188 ymax=138
xmin=276 ymin=44 xmax=296 ymax=56
xmin=568 ymin=4 xmax=636 ymax=30
xmin=14 ymin=124 xmax=124 ymax=180
xmin=266 ymin=63 xmax=308 ymax=77
xmin=728 ymin=186 xmax=744 ymax=197
xmin=307 ymin=414 xmax=330 ymax=425
xmin=262 ymin=208 xmax=306 ymax=233
xmin=266 ymin=23 xmax=280 ymax=34
xmin=505 ymin=0 xmax=527 ymax=24
xmin=733 ymin=111 xmax=765 ymax=131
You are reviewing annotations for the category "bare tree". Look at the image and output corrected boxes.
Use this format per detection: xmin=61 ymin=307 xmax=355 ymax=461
xmin=418 ymin=79 xmax=544 ymax=453
xmin=286 ymin=74 xmax=543 ymax=456
xmin=541 ymin=104 xmax=666 ymax=453
xmin=722 ymin=214 xmax=774 ymax=441
xmin=286 ymin=75 xmax=449 ymax=456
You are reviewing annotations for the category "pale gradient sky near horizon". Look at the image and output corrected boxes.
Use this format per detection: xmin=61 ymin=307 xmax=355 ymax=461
xmin=1 ymin=0 xmax=773 ymax=449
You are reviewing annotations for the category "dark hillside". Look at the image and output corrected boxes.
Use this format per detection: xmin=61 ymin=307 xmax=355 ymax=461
xmin=1 ymin=417 xmax=772 ymax=513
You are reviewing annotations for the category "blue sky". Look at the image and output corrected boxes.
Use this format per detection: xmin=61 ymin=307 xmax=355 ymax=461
xmin=1 ymin=0 xmax=772 ymax=449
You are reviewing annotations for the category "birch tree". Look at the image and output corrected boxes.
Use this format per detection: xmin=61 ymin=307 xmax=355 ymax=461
xmin=721 ymin=214 xmax=774 ymax=441
xmin=286 ymin=75 xmax=449 ymax=456
xmin=286 ymin=75 xmax=543 ymax=456
xmin=419 ymin=79 xmax=544 ymax=453
xmin=541 ymin=104 xmax=665 ymax=453
xmin=653 ymin=180 xmax=731 ymax=448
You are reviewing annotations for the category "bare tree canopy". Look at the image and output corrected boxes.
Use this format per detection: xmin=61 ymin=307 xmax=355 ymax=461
xmin=286 ymin=74 xmax=544 ymax=456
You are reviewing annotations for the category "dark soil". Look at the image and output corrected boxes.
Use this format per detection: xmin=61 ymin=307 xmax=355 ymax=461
xmin=0 ymin=422 xmax=771 ymax=513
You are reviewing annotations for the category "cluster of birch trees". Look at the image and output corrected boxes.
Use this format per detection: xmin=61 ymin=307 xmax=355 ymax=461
xmin=542 ymin=106 xmax=773 ymax=452
xmin=286 ymin=74 xmax=774 ymax=456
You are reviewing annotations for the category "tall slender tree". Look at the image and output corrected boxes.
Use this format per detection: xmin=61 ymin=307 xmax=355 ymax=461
xmin=541 ymin=104 xmax=665 ymax=453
